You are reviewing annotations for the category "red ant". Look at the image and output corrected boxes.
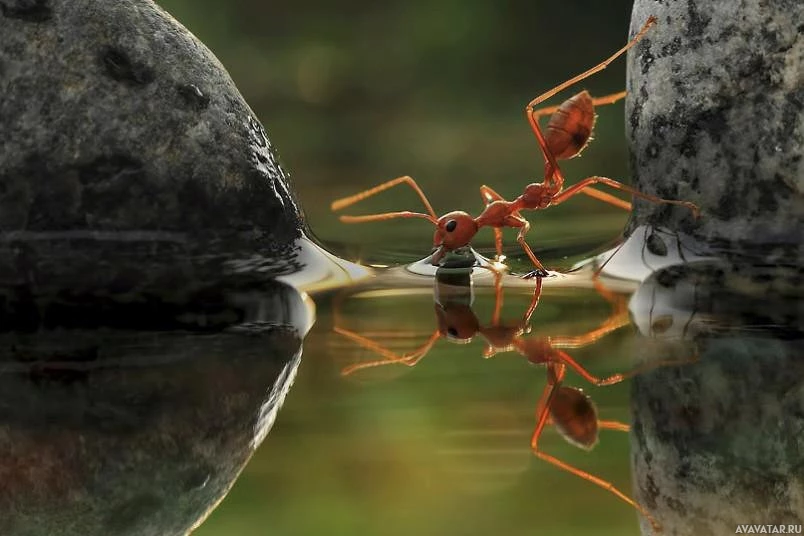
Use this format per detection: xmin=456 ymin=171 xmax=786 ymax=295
xmin=332 ymin=16 xmax=699 ymax=276
xmin=334 ymin=272 xmax=686 ymax=532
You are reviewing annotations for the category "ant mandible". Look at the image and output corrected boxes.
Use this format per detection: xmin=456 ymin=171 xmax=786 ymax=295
xmin=334 ymin=273 xmax=670 ymax=531
xmin=332 ymin=16 xmax=700 ymax=275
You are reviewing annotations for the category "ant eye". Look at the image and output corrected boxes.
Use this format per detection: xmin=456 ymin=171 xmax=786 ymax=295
xmin=445 ymin=219 xmax=457 ymax=232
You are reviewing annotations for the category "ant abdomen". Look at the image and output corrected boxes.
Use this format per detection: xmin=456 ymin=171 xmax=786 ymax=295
xmin=550 ymin=386 xmax=599 ymax=450
xmin=545 ymin=90 xmax=596 ymax=160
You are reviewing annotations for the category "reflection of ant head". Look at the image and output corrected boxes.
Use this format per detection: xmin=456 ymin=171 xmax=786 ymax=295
xmin=435 ymin=302 xmax=479 ymax=342
xmin=433 ymin=211 xmax=478 ymax=252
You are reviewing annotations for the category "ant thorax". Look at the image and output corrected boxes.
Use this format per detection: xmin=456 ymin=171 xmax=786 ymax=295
xmin=518 ymin=182 xmax=556 ymax=209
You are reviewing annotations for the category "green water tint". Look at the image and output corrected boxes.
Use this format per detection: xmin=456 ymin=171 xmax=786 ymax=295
xmin=195 ymin=266 xmax=670 ymax=536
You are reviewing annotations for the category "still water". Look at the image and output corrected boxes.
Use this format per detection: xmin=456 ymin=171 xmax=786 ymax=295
xmin=0 ymin=228 xmax=799 ymax=536
xmin=195 ymin=234 xmax=802 ymax=536
xmin=197 ymin=253 xmax=650 ymax=536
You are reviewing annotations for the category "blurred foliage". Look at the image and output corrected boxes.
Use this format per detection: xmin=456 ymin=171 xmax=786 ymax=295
xmin=160 ymin=0 xmax=638 ymax=264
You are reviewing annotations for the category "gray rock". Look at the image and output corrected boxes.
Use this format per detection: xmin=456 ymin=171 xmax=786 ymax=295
xmin=626 ymin=0 xmax=804 ymax=264
xmin=0 ymin=0 xmax=302 ymax=247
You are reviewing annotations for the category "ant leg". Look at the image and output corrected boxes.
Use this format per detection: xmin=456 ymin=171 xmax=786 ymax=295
xmin=551 ymin=176 xmax=701 ymax=217
xmin=598 ymin=420 xmax=630 ymax=432
xmin=554 ymin=348 xmax=700 ymax=387
xmin=553 ymin=349 xmax=626 ymax=386
xmin=479 ymin=185 xmax=507 ymax=260
xmin=525 ymin=106 xmax=566 ymax=192
xmin=524 ymin=17 xmax=657 ymax=189
xmin=525 ymin=18 xmax=656 ymax=111
xmin=592 ymin=278 xmax=626 ymax=308
xmin=531 ymin=364 xmax=567 ymax=449
xmin=339 ymin=211 xmax=438 ymax=224
xmin=548 ymin=284 xmax=629 ymax=349
xmin=512 ymin=217 xmax=549 ymax=278
xmin=336 ymin=327 xmax=441 ymax=376
xmin=611 ymin=354 xmax=701 ymax=382
xmin=479 ymin=184 xmax=505 ymax=205
xmin=532 ymin=445 xmax=660 ymax=532
xmin=491 ymin=270 xmax=505 ymax=325
xmin=489 ymin=228 xmax=503 ymax=260
xmin=577 ymin=187 xmax=632 ymax=211
xmin=522 ymin=276 xmax=544 ymax=324
xmin=592 ymin=239 xmax=629 ymax=279
xmin=547 ymin=315 xmax=630 ymax=349
xmin=588 ymin=90 xmax=628 ymax=107
xmin=334 ymin=327 xmax=404 ymax=361
xmin=561 ymin=175 xmax=699 ymax=214
xmin=331 ymin=175 xmax=438 ymax=220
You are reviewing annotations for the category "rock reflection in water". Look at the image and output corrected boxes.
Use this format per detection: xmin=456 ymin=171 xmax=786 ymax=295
xmin=0 ymin=279 xmax=313 ymax=536
xmin=629 ymin=261 xmax=804 ymax=536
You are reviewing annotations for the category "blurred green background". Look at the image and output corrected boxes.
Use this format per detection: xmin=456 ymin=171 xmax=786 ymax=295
xmin=153 ymin=1 xmax=648 ymax=535
xmin=160 ymin=0 xmax=638 ymax=265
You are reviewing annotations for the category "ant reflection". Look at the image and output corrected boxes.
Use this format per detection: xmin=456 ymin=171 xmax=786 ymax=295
xmin=333 ymin=271 xmax=666 ymax=532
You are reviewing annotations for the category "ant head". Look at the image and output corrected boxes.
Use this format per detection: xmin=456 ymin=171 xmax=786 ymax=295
xmin=433 ymin=211 xmax=478 ymax=252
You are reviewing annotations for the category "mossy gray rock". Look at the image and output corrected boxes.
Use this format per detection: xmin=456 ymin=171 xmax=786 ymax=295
xmin=0 ymin=0 xmax=302 ymax=247
xmin=626 ymin=0 xmax=804 ymax=264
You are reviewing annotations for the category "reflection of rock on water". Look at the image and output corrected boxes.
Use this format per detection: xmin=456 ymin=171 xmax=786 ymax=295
xmin=0 ymin=282 xmax=311 ymax=536
xmin=628 ymin=263 xmax=804 ymax=536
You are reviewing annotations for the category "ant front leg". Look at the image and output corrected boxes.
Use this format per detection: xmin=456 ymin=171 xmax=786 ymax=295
xmin=522 ymin=276 xmax=544 ymax=324
xmin=336 ymin=327 xmax=441 ymax=376
xmin=510 ymin=216 xmax=549 ymax=278
xmin=331 ymin=175 xmax=440 ymax=225
xmin=479 ymin=185 xmax=506 ymax=261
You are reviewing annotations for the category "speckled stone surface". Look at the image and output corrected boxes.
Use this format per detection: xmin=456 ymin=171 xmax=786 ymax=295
xmin=0 ymin=0 xmax=302 ymax=245
xmin=625 ymin=0 xmax=804 ymax=264
xmin=628 ymin=263 xmax=804 ymax=536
